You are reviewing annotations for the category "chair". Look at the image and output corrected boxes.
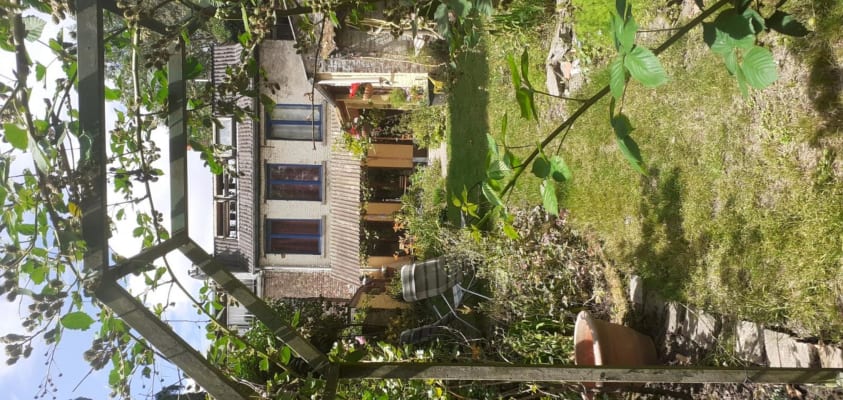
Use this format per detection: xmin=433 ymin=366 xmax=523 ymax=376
xmin=399 ymin=257 xmax=490 ymax=343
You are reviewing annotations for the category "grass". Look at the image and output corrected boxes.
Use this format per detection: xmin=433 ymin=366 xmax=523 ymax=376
xmin=443 ymin=0 xmax=843 ymax=341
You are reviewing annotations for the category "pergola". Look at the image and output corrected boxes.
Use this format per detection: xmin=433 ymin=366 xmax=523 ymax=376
xmin=75 ymin=0 xmax=843 ymax=398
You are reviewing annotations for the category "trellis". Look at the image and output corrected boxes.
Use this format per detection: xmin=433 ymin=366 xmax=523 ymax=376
xmin=75 ymin=0 xmax=843 ymax=398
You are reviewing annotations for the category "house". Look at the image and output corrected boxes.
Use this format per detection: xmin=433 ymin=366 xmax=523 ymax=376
xmin=194 ymin=14 xmax=442 ymax=331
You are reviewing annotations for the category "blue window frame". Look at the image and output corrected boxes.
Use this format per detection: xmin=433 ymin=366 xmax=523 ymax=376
xmin=267 ymin=104 xmax=322 ymax=141
xmin=266 ymin=219 xmax=322 ymax=255
xmin=266 ymin=164 xmax=322 ymax=201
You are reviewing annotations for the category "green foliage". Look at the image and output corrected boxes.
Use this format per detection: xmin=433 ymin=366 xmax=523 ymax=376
xmin=490 ymin=0 xmax=552 ymax=34
xmin=60 ymin=311 xmax=95 ymax=331
xmin=396 ymin=161 xmax=448 ymax=259
xmin=399 ymin=105 xmax=448 ymax=149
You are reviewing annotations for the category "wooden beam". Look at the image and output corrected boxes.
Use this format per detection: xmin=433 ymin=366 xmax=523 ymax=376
xmin=95 ymin=279 xmax=256 ymax=399
xmin=338 ymin=363 xmax=843 ymax=385
xmin=168 ymin=39 xmax=188 ymax=236
xmin=179 ymin=240 xmax=333 ymax=373
xmin=77 ymin=0 xmax=108 ymax=274
xmin=106 ymin=231 xmax=189 ymax=279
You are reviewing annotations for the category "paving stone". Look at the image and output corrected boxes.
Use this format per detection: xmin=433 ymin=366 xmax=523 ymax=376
xmin=817 ymin=344 xmax=843 ymax=368
xmin=734 ymin=321 xmax=765 ymax=365
xmin=683 ymin=310 xmax=720 ymax=350
xmin=764 ymin=330 xmax=818 ymax=368
xmin=629 ymin=275 xmax=644 ymax=311
xmin=665 ymin=302 xmax=684 ymax=336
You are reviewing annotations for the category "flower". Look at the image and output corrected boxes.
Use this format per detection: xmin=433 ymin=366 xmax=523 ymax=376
xmin=349 ymin=83 xmax=361 ymax=97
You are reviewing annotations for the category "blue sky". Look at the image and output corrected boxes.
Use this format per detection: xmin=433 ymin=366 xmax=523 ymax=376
xmin=0 ymin=11 xmax=215 ymax=399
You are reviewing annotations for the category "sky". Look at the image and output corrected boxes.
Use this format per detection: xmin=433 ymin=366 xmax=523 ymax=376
xmin=0 ymin=10 xmax=215 ymax=400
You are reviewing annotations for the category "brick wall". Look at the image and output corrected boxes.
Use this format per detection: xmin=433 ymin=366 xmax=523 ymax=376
xmin=263 ymin=271 xmax=358 ymax=301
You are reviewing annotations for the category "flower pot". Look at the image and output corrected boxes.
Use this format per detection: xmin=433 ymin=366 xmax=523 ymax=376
xmin=573 ymin=311 xmax=658 ymax=399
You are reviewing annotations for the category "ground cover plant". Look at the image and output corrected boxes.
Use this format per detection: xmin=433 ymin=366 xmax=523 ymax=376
xmin=442 ymin=0 xmax=843 ymax=343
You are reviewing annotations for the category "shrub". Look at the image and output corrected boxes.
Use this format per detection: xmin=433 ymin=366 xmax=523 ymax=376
xmin=400 ymin=105 xmax=448 ymax=149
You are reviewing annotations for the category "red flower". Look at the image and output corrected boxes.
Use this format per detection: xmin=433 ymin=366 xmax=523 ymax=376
xmin=349 ymin=83 xmax=361 ymax=97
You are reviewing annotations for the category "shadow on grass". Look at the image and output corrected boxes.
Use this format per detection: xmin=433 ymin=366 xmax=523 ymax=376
xmin=633 ymin=167 xmax=698 ymax=299
xmin=446 ymin=48 xmax=490 ymax=224
xmin=802 ymin=0 xmax=843 ymax=142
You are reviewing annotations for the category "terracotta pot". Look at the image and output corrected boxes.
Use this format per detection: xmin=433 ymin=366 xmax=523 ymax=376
xmin=573 ymin=311 xmax=657 ymax=399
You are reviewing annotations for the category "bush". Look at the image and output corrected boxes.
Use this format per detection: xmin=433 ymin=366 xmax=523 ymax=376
xmin=400 ymin=105 xmax=448 ymax=149
xmin=396 ymin=160 xmax=450 ymax=259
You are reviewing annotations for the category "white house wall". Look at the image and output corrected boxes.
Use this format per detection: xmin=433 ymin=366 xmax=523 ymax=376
xmin=259 ymin=40 xmax=332 ymax=268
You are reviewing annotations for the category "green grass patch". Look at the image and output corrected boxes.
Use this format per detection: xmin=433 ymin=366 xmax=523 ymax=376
xmin=445 ymin=0 xmax=843 ymax=340
xmin=520 ymin=13 xmax=843 ymax=338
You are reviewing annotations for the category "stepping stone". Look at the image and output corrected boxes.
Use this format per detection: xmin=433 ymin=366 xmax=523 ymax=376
xmin=764 ymin=330 xmax=818 ymax=368
xmin=734 ymin=321 xmax=765 ymax=365
xmin=817 ymin=345 xmax=843 ymax=368
xmin=683 ymin=310 xmax=720 ymax=350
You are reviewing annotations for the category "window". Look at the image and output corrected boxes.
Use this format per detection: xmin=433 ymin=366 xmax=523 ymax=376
xmin=266 ymin=219 xmax=322 ymax=255
xmin=266 ymin=164 xmax=322 ymax=201
xmin=267 ymin=104 xmax=322 ymax=141
xmin=216 ymin=117 xmax=234 ymax=147
xmin=216 ymin=200 xmax=237 ymax=238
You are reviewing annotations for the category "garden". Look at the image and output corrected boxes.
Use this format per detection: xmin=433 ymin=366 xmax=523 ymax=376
xmin=384 ymin=0 xmax=843 ymax=397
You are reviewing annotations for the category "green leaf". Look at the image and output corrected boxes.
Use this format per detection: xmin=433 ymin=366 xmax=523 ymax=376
xmin=29 ymin=140 xmax=49 ymax=172
xmin=17 ymin=223 xmax=35 ymax=236
xmin=540 ymin=180 xmax=558 ymax=216
xmin=611 ymin=13 xmax=625 ymax=51
xmin=723 ymin=49 xmax=738 ymax=75
xmin=503 ymin=150 xmax=520 ymax=169
xmin=487 ymin=160 xmax=509 ymax=180
xmin=714 ymin=9 xmax=754 ymax=40
xmin=765 ymin=11 xmax=809 ymax=37
xmin=619 ymin=16 xmax=638 ymax=53
xmin=240 ymin=3 xmax=251 ymax=34
xmin=624 ymin=46 xmax=668 ymax=88
xmin=741 ymin=46 xmax=777 ymax=89
xmin=502 ymin=222 xmax=519 ymax=239
xmin=520 ymin=49 xmax=532 ymax=89
xmin=259 ymin=356 xmax=270 ymax=372
xmin=280 ymin=346 xmax=292 ymax=364
xmin=481 ymin=182 xmax=503 ymax=207
xmin=185 ymin=57 xmax=205 ymax=80
xmin=104 ymin=87 xmax=121 ymax=101
xmin=155 ymin=86 xmax=169 ymax=104
xmin=609 ymin=56 xmax=626 ymax=100
xmin=615 ymin=0 xmax=631 ymax=20
xmin=23 ymin=16 xmax=46 ymax=41
xmin=328 ymin=11 xmax=340 ymax=27
xmin=515 ymin=87 xmax=536 ymax=120
xmin=506 ymin=54 xmax=521 ymax=90
xmin=3 ymin=123 xmax=28 ymax=150
xmin=108 ymin=369 xmax=120 ymax=385
xmin=291 ymin=310 xmax=301 ymax=328
xmin=741 ymin=8 xmax=765 ymax=33
xmin=486 ymin=133 xmax=499 ymax=161
xmin=611 ymin=114 xmax=647 ymax=175
xmin=549 ymin=155 xmax=572 ymax=182
xmin=434 ymin=3 xmax=451 ymax=36
xmin=60 ymin=311 xmax=95 ymax=330
xmin=531 ymin=156 xmax=551 ymax=179
xmin=35 ymin=63 xmax=46 ymax=81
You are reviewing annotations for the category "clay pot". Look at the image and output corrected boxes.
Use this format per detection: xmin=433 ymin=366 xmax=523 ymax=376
xmin=573 ymin=311 xmax=658 ymax=399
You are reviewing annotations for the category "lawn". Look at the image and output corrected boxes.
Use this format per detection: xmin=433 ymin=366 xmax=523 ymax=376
xmin=443 ymin=0 xmax=843 ymax=341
